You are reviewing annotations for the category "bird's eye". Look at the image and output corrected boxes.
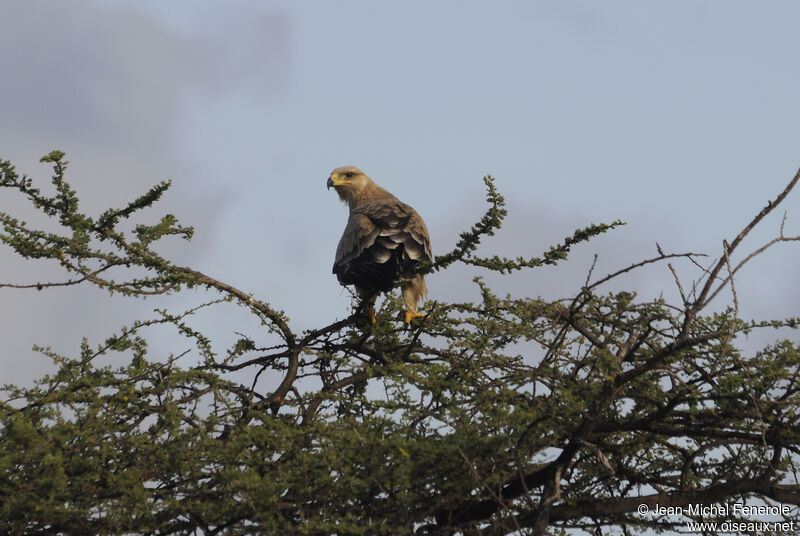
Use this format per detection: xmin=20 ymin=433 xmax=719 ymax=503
xmin=345 ymin=172 xmax=353 ymax=178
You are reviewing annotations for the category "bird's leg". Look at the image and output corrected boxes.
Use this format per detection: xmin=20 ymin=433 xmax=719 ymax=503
xmin=402 ymin=277 xmax=427 ymax=324
xmin=404 ymin=309 xmax=425 ymax=324
xmin=359 ymin=290 xmax=378 ymax=324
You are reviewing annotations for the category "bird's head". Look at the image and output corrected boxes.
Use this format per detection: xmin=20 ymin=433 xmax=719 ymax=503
xmin=327 ymin=166 xmax=371 ymax=205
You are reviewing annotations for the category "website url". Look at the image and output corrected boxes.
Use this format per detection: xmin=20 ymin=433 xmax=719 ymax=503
xmin=684 ymin=520 xmax=795 ymax=533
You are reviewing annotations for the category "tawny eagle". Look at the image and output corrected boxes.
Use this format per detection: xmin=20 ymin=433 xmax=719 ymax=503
xmin=327 ymin=166 xmax=432 ymax=324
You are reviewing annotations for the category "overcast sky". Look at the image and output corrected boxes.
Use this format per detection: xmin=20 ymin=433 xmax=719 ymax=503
xmin=2 ymin=1 xmax=799 ymax=387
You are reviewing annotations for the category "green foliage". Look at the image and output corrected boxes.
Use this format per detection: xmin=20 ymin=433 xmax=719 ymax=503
xmin=1 ymin=154 xmax=799 ymax=535
xmin=429 ymin=176 xmax=624 ymax=274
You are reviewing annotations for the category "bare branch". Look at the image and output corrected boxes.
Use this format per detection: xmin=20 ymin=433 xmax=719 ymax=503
xmin=589 ymin=251 xmax=707 ymax=290
xmin=692 ymin=168 xmax=800 ymax=316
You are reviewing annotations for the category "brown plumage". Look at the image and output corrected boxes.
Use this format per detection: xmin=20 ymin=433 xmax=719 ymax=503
xmin=327 ymin=166 xmax=432 ymax=323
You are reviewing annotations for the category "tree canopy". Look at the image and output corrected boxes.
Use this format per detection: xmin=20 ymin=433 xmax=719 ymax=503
xmin=1 ymin=152 xmax=799 ymax=535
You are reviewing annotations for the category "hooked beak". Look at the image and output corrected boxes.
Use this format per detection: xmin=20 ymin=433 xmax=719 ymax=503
xmin=326 ymin=176 xmax=335 ymax=190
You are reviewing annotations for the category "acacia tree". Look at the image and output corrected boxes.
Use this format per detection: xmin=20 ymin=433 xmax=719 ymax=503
xmin=1 ymin=152 xmax=799 ymax=535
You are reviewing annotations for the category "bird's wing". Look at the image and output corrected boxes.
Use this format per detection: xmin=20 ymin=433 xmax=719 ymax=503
xmin=360 ymin=200 xmax=431 ymax=262
xmin=333 ymin=200 xmax=432 ymax=291
xmin=398 ymin=206 xmax=433 ymax=263
xmin=333 ymin=211 xmax=380 ymax=273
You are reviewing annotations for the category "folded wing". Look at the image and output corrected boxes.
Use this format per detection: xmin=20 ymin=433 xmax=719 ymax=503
xmin=333 ymin=200 xmax=432 ymax=293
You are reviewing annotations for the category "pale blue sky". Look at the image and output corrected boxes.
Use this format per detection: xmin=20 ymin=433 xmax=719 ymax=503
xmin=1 ymin=1 xmax=799 ymax=385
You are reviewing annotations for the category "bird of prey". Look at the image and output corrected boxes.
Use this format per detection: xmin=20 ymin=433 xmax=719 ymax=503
xmin=327 ymin=166 xmax=432 ymax=324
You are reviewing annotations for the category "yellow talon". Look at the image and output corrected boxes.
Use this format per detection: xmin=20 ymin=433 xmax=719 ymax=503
xmin=404 ymin=310 xmax=426 ymax=324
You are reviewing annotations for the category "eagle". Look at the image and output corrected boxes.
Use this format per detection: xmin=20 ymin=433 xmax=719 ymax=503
xmin=327 ymin=166 xmax=432 ymax=324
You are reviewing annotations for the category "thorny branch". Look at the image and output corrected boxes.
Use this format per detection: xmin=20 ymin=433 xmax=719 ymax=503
xmin=2 ymin=154 xmax=799 ymax=535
